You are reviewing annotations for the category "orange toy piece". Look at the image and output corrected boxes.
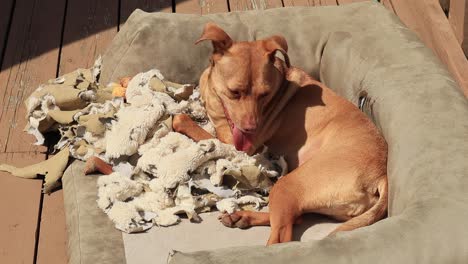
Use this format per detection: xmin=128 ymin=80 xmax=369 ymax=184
xmin=120 ymin=76 xmax=132 ymax=88
xmin=111 ymin=84 xmax=127 ymax=98
xmin=111 ymin=77 xmax=132 ymax=98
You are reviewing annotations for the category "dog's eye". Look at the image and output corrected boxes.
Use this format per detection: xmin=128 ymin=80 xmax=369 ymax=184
xmin=229 ymin=90 xmax=241 ymax=99
xmin=259 ymin=92 xmax=269 ymax=99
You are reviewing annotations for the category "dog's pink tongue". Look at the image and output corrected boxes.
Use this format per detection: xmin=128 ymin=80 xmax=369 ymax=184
xmin=233 ymin=127 xmax=254 ymax=152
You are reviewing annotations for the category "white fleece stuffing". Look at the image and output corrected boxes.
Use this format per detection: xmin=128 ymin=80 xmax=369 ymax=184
xmin=91 ymin=69 xmax=288 ymax=233
xmin=98 ymin=128 xmax=285 ymax=233
xmin=105 ymin=101 xmax=165 ymax=159
xmin=25 ymin=94 xmax=59 ymax=145
xmin=136 ymin=133 xmax=252 ymax=189
xmin=96 ymin=172 xmax=144 ymax=211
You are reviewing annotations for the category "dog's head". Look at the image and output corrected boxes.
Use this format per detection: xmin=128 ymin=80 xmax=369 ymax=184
xmin=196 ymin=23 xmax=289 ymax=152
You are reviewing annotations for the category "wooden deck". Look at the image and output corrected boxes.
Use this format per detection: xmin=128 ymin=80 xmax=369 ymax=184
xmin=0 ymin=0 xmax=466 ymax=263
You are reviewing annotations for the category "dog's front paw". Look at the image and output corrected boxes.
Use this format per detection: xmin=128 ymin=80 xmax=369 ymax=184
xmin=218 ymin=211 xmax=250 ymax=229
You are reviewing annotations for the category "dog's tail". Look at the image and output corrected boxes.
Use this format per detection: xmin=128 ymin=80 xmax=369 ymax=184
xmin=330 ymin=177 xmax=388 ymax=235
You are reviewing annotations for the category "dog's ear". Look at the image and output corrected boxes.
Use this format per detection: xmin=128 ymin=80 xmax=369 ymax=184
xmin=195 ymin=23 xmax=233 ymax=55
xmin=264 ymin=35 xmax=290 ymax=68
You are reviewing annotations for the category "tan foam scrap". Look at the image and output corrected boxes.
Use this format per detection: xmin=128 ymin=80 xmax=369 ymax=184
xmin=71 ymin=140 xmax=102 ymax=161
xmin=0 ymin=148 xmax=70 ymax=193
xmin=162 ymin=115 xmax=173 ymax=132
xmin=72 ymin=69 xmax=95 ymax=90
xmin=27 ymin=69 xmax=96 ymax=111
xmin=77 ymin=108 xmax=115 ymax=136
xmin=94 ymin=147 xmax=105 ymax=154
xmin=167 ymin=82 xmax=194 ymax=101
xmin=95 ymin=85 xmax=114 ymax=103
xmin=73 ymin=141 xmax=89 ymax=157
xmin=239 ymin=165 xmax=272 ymax=190
xmin=149 ymin=77 xmax=166 ymax=93
xmin=148 ymin=78 xmax=193 ymax=102
xmin=78 ymin=115 xmax=106 ymax=135
xmin=48 ymin=109 xmax=81 ymax=124
xmin=29 ymin=84 xmax=85 ymax=110
xmin=77 ymin=103 xmax=116 ymax=133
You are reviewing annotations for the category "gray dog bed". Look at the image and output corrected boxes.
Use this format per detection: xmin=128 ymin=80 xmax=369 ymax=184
xmin=62 ymin=2 xmax=468 ymax=264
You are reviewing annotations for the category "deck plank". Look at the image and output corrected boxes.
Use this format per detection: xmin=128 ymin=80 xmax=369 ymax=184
xmin=121 ymin=0 xmax=173 ymax=27
xmin=59 ymin=0 xmax=119 ymax=75
xmin=0 ymin=0 xmax=14 ymax=66
xmin=283 ymin=0 xmax=338 ymax=6
xmin=36 ymin=190 xmax=68 ymax=264
xmin=336 ymin=0 xmax=368 ymax=5
xmin=283 ymin=0 xmax=313 ymax=6
xmin=0 ymin=0 xmax=65 ymax=153
xmin=175 ymin=0 xmax=202 ymax=14
xmin=0 ymin=152 xmax=45 ymax=264
xmin=201 ymin=0 xmax=229 ymax=14
xmin=319 ymin=0 xmax=339 ymax=5
xmin=53 ymin=2 xmax=120 ymax=263
xmin=176 ymin=0 xmax=229 ymax=15
xmin=390 ymin=0 xmax=468 ymax=96
xmin=229 ymin=0 xmax=283 ymax=11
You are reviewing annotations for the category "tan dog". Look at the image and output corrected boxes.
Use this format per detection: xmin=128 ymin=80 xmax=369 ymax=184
xmin=173 ymin=23 xmax=388 ymax=245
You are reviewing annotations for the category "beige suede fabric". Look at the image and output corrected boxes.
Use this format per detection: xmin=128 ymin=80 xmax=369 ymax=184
xmin=63 ymin=161 xmax=126 ymax=264
xmin=122 ymin=212 xmax=339 ymax=264
xmin=63 ymin=2 xmax=468 ymax=264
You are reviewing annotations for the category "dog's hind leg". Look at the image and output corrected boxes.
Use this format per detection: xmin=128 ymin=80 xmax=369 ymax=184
xmin=267 ymin=173 xmax=303 ymax=245
xmin=219 ymin=173 xmax=303 ymax=244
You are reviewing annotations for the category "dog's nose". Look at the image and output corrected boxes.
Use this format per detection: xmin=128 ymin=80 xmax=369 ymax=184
xmin=242 ymin=118 xmax=257 ymax=134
